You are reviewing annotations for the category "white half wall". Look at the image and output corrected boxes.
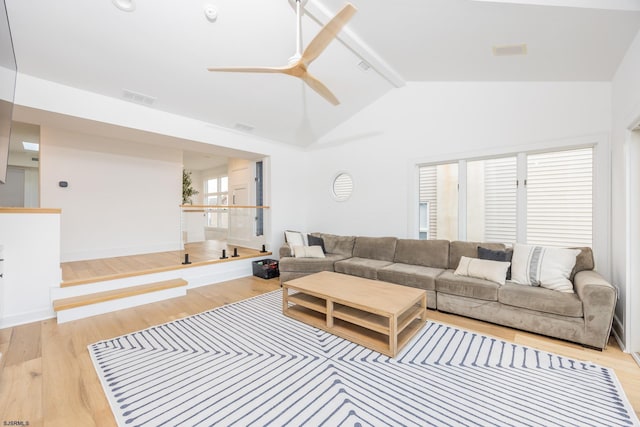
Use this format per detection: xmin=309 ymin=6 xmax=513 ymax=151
xmin=307 ymin=81 xmax=611 ymax=271
xmin=39 ymin=126 xmax=183 ymax=261
xmin=0 ymin=210 xmax=60 ymax=328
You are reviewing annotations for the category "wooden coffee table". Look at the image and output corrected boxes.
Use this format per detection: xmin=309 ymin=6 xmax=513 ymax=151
xmin=282 ymin=271 xmax=427 ymax=357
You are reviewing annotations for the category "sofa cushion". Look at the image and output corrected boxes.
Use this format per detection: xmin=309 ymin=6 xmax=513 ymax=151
xmin=314 ymin=233 xmax=356 ymax=257
xmin=436 ymin=270 xmax=500 ymax=301
xmin=377 ymin=263 xmax=443 ymax=291
xmin=353 ymin=236 xmax=397 ymax=262
xmin=498 ymin=283 xmax=584 ymax=318
xmin=571 ymin=247 xmax=594 ymax=279
xmin=448 ymin=241 xmax=505 ymax=269
xmin=394 ymin=239 xmax=449 ymax=269
xmin=279 ymin=254 xmax=348 ymax=274
xmin=334 ymin=257 xmax=393 ymax=280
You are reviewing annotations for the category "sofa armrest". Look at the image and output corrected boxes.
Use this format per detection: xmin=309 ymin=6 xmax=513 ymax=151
xmin=279 ymin=243 xmax=293 ymax=258
xmin=573 ymin=270 xmax=617 ymax=349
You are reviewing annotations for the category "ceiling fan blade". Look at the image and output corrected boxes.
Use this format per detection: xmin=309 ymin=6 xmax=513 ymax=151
xmin=301 ymin=3 xmax=357 ymax=66
xmin=302 ymin=72 xmax=340 ymax=106
xmin=207 ymin=65 xmax=290 ymax=74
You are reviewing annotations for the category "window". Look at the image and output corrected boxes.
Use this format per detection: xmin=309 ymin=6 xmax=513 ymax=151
xmin=256 ymin=161 xmax=264 ymax=236
xmin=205 ymin=175 xmax=228 ymax=228
xmin=466 ymin=156 xmax=517 ymax=243
xmin=526 ymin=148 xmax=592 ymax=247
xmin=418 ymin=147 xmax=593 ymax=248
xmin=418 ymin=163 xmax=458 ymax=240
xmin=332 ymin=173 xmax=353 ymax=201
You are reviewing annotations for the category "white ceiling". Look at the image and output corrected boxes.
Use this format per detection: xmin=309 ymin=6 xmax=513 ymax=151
xmin=5 ymin=0 xmax=640 ymax=146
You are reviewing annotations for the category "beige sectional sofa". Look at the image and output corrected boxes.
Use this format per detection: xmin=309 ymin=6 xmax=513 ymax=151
xmin=279 ymin=232 xmax=617 ymax=350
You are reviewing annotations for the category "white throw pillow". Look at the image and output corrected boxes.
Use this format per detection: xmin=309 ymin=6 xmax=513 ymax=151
xmin=284 ymin=231 xmax=305 ymax=256
xmin=454 ymin=256 xmax=511 ymax=285
xmin=510 ymin=244 xmax=580 ymax=293
xmin=293 ymin=245 xmax=326 ymax=259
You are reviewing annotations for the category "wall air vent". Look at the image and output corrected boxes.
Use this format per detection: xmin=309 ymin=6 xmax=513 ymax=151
xmin=122 ymin=89 xmax=156 ymax=106
xmin=234 ymin=122 xmax=255 ymax=133
xmin=492 ymin=43 xmax=527 ymax=56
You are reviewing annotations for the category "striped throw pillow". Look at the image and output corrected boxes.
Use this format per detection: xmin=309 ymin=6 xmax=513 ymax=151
xmin=510 ymin=244 xmax=581 ymax=293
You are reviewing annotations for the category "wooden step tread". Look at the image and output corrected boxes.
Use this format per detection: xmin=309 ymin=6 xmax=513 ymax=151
xmin=53 ymin=279 xmax=188 ymax=312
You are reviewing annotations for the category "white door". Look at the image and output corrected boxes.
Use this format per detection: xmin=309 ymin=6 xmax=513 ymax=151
xmin=628 ymin=129 xmax=640 ymax=358
xmin=0 ymin=167 xmax=25 ymax=207
xmin=228 ymin=184 xmax=251 ymax=243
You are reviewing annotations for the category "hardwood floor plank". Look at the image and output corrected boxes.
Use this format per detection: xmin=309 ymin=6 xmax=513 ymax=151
xmin=0 ymin=358 xmax=43 ymax=427
xmin=0 ymin=276 xmax=638 ymax=424
xmin=41 ymin=319 xmax=108 ymax=427
xmin=2 ymin=322 xmax=42 ymax=367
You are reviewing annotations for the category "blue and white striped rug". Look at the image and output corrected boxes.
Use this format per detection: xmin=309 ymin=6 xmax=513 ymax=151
xmin=89 ymin=290 xmax=639 ymax=426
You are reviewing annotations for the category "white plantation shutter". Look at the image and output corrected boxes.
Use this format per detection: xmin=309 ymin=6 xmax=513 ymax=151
xmin=419 ymin=166 xmax=437 ymax=239
xmin=526 ymin=147 xmax=593 ymax=247
xmin=484 ymin=157 xmax=517 ymax=242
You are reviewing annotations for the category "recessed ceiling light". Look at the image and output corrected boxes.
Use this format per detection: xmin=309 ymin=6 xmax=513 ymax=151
xmin=22 ymin=141 xmax=39 ymax=152
xmin=112 ymin=0 xmax=135 ymax=12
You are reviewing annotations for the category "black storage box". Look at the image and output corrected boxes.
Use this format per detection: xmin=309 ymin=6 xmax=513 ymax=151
xmin=252 ymin=259 xmax=280 ymax=279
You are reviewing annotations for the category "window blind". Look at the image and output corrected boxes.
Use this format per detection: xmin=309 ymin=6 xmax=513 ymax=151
xmin=483 ymin=157 xmax=517 ymax=243
xmin=526 ymin=147 xmax=593 ymax=247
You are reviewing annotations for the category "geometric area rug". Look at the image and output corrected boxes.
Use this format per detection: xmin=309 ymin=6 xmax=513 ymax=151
xmin=89 ymin=291 xmax=640 ymax=427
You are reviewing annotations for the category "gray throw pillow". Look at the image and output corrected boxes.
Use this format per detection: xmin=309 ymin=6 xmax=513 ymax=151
xmin=478 ymin=246 xmax=513 ymax=280
xmin=307 ymin=234 xmax=326 ymax=253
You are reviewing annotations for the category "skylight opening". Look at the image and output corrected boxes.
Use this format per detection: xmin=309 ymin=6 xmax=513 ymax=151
xmin=22 ymin=141 xmax=39 ymax=152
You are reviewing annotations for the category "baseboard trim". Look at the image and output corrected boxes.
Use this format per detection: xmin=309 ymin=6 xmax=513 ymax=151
xmin=0 ymin=308 xmax=56 ymax=329
xmin=632 ymin=352 xmax=640 ymax=368
xmin=612 ymin=314 xmax=625 ymax=350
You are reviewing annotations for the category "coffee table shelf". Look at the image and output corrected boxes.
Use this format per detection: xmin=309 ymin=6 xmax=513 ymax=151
xmin=283 ymin=271 xmax=427 ymax=357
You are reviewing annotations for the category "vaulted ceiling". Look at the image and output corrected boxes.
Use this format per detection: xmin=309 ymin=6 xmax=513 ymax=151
xmin=5 ymin=0 xmax=640 ymax=146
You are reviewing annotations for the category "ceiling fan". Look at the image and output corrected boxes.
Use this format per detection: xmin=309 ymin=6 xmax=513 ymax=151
xmin=207 ymin=0 xmax=357 ymax=106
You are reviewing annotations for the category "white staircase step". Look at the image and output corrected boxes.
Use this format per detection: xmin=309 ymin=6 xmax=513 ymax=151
xmin=53 ymin=279 xmax=188 ymax=323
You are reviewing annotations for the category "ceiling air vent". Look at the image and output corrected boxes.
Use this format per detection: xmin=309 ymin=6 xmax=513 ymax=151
xmin=122 ymin=89 xmax=156 ymax=106
xmin=234 ymin=122 xmax=255 ymax=133
xmin=492 ymin=43 xmax=527 ymax=56
xmin=357 ymin=60 xmax=371 ymax=72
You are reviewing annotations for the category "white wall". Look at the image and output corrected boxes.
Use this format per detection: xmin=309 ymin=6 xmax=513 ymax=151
xmin=307 ymin=81 xmax=611 ymax=269
xmin=14 ymin=74 xmax=311 ymax=259
xmin=40 ymin=126 xmax=183 ymax=261
xmin=0 ymin=211 xmax=60 ymax=327
xmin=612 ymin=28 xmax=640 ymax=350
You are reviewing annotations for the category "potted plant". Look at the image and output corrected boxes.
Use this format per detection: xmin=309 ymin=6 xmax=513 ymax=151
xmin=182 ymin=169 xmax=199 ymax=204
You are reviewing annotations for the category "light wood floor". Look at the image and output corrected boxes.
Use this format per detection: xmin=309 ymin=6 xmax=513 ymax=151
xmin=60 ymin=241 xmax=270 ymax=285
xmin=0 ymin=277 xmax=638 ymax=426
